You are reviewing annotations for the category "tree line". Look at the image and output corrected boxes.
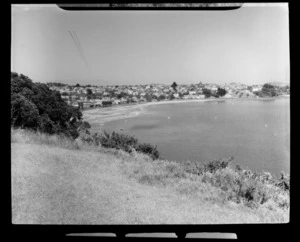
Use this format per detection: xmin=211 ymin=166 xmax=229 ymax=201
xmin=11 ymin=72 xmax=87 ymax=139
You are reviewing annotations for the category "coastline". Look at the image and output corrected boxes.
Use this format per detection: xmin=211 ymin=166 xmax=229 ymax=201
xmin=82 ymin=98 xmax=216 ymax=126
xmin=82 ymin=96 xmax=289 ymax=126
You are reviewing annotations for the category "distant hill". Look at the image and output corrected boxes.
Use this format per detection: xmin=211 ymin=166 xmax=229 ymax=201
xmin=268 ymin=81 xmax=289 ymax=87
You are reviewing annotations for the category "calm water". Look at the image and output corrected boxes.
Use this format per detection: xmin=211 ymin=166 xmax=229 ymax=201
xmin=97 ymin=98 xmax=290 ymax=176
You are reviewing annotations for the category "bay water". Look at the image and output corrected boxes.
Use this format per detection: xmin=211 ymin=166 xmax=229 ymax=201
xmin=90 ymin=98 xmax=290 ymax=177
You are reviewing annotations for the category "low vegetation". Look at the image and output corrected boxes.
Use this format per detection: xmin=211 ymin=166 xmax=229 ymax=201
xmin=123 ymin=152 xmax=289 ymax=211
xmin=78 ymin=130 xmax=160 ymax=160
xmin=11 ymin=72 xmax=84 ymax=139
xmin=11 ymin=128 xmax=290 ymax=223
xmin=11 ymin=72 xmax=290 ymax=223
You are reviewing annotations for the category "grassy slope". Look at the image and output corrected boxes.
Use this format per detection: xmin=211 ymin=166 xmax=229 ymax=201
xmin=11 ymin=129 xmax=288 ymax=224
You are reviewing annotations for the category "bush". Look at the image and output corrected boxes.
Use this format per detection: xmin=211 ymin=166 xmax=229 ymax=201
xmin=38 ymin=114 xmax=58 ymax=134
xmin=203 ymin=157 xmax=233 ymax=173
xmin=180 ymin=157 xmax=233 ymax=176
xmin=78 ymin=130 xmax=160 ymax=160
xmin=217 ymin=88 xmax=227 ymax=97
xmin=198 ymin=163 xmax=290 ymax=209
xmin=136 ymin=143 xmax=160 ymax=160
xmin=202 ymin=88 xmax=212 ymax=98
xmin=275 ymin=172 xmax=290 ymax=191
xmin=11 ymin=93 xmax=40 ymax=129
xmin=11 ymin=72 xmax=84 ymax=139
xmin=97 ymin=131 xmax=138 ymax=152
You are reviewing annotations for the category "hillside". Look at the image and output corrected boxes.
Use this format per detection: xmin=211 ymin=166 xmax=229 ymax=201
xmin=11 ymin=129 xmax=289 ymax=224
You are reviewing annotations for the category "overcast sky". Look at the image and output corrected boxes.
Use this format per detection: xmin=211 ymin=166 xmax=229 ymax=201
xmin=11 ymin=4 xmax=289 ymax=86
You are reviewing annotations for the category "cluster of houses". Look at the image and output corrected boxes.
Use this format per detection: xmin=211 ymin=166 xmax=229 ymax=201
xmin=47 ymin=81 xmax=290 ymax=110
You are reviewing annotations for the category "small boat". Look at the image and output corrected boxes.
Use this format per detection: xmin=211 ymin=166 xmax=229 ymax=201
xmin=120 ymin=128 xmax=124 ymax=130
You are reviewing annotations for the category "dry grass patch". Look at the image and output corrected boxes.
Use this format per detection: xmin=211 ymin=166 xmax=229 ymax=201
xmin=11 ymin=128 xmax=289 ymax=224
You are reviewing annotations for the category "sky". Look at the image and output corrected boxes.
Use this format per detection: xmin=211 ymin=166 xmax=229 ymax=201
xmin=11 ymin=3 xmax=290 ymax=86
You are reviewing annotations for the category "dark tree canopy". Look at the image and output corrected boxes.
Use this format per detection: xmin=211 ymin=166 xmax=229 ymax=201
xmin=202 ymin=88 xmax=212 ymax=98
xmin=254 ymin=83 xmax=278 ymax=97
xmin=217 ymin=87 xmax=227 ymax=97
xmin=86 ymin=88 xmax=94 ymax=100
xmin=11 ymin=72 xmax=85 ymax=138
xmin=261 ymin=84 xmax=277 ymax=97
xmin=171 ymin=82 xmax=178 ymax=91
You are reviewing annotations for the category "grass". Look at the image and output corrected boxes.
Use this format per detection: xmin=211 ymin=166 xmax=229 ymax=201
xmin=11 ymin=128 xmax=289 ymax=224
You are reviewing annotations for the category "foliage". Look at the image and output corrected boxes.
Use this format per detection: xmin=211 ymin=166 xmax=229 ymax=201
xmin=171 ymin=82 xmax=178 ymax=91
xmin=117 ymin=92 xmax=127 ymax=99
xmin=159 ymin=94 xmax=166 ymax=100
xmin=11 ymin=72 xmax=83 ymax=139
xmin=86 ymin=88 xmax=94 ymax=100
xmin=181 ymin=157 xmax=233 ymax=176
xmin=145 ymin=93 xmax=153 ymax=102
xmin=37 ymin=114 xmax=58 ymax=134
xmin=202 ymin=88 xmax=212 ymax=98
xmin=136 ymin=143 xmax=160 ymax=160
xmin=178 ymin=158 xmax=289 ymax=208
xmin=46 ymin=82 xmax=66 ymax=87
xmin=275 ymin=172 xmax=290 ymax=191
xmin=99 ymin=131 xmax=138 ymax=152
xmin=203 ymin=157 xmax=233 ymax=173
xmin=254 ymin=83 xmax=278 ymax=97
xmin=102 ymin=101 xmax=113 ymax=106
xmin=217 ymin=87 xmax=227 ymax=97
xmin=79 ymin=130 xmax=160 ymax=160
xmin=261 ymin=83 xmax=277 ymax=97
xmin=11 ymin=93 xmax=40 ymax=129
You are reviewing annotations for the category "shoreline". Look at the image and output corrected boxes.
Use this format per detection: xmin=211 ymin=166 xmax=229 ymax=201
xmin=82 ymin=98 xmax=218 ymax=125
xmin=82 ymin=96 xmax=289 ymax=126
xmin=83 ymin=94 xmax=289 ymax=112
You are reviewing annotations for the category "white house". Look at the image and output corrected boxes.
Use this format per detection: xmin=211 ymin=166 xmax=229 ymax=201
xmin=173 ymin=93 xmax=179 ymax=98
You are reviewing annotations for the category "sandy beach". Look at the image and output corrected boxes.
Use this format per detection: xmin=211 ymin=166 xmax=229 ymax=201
xmin=82 ymin=96 xmax=289 ymax=126
xmin=82 ymin=99 xmax=220 ymax=125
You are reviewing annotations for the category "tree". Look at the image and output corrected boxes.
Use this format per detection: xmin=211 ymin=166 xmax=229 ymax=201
xmin=261 ymin=83 xmax=277 ymax=97
xmin=117 ymin=93 xmax=127 ymax=99
xmin=159 ymin=94 xmax=166 ymax=100
xmin=86 ymin=88 xmax=93 ymax=100
xmin=86 ymin=88 xmax=93 ymax=95
xmin=217 ymin=87 xmax=227 ymax=97
xmin=171 ymin=82 xmax=178 ymax=91
xmin=38 ymin=113 xmax=57 ymax=134
xmin=202 ymin=88 xmax=212 ymax=98
xmin=11 ymin=72 xmax=84 ymax=139
xmin=76 ymin=83 xmax=81 ymax=87
xmin=11 ymin=93 xmax=39 ymax=129
xmin=145 ymin=93 xmax=152 ymax=102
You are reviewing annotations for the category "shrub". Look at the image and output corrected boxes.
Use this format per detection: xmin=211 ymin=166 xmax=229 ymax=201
xmin=80 ymin=130 xmax=160 ymax=160
xmin=38 ymin=114 xmax=58 ymax=134
xmin=11 ymin=72 xmax=83 ymax=139
xmin=77 ymin=130 xmax=161 ymax=160
xmin=203 ymin=157 xmax=233 ymax=173
xmin=275 ymin=172 xmax=290 ymax=191
xmin=97 ymin=130 xmax=138 ymax=152
xmin=11 ymin=93 xmax=40 ymax=129
xmin=136 ymin=143 xmax=160 ymax=160
xmin=197 ymin=162 xmax=290 ymax=209
xmin=180 ymin=160 xmax=205 ymax=176
xmin=179 ymin=157 xmax=233 ymax=176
